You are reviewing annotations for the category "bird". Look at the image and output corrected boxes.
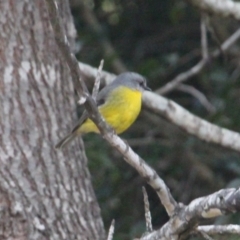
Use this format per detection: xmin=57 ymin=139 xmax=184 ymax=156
xmin=55 ymin=72 xmax=151 ymax=149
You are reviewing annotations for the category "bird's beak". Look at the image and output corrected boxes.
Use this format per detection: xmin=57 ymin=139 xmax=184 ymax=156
xmin=144 ymin=85 xmax=152 ymax=91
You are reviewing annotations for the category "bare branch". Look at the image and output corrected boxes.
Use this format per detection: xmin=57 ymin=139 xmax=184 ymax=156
xmin=176 ymin=84 xmax=216 ymax=113
xmin=157 ymin=27 xmax=240 ymax=95
xmin=142 ymin=187 xmax=153 ymax=233
xmin=187 ymin=0 xmax=240 ymax=20
xmin=197 ymin=224 xmax=240 ymax=235
xmin=214 ymin=27 xmax=240 ymax=53
xmin=201 ymin=13 xmax=209 ymax=60
xmin=140 ymin=188 xmax=240 ymax=240
xmin=186 ymin=188 xmax=240 ymax=219
xmin=107 ymin=220 xmax=115 ymax=240
xmin=106 ymin=134 xmax=177 ymax=216
xmin=79 ymin=61 xmax=116 ymax=85
xmin=158 ymin=59 xmax=206 ymax=95
xmin=92 ymin=59 xmax=104 ymax=100
xmin=198 ymin=230 xmax=214 ymax=240
xmin=143 ymin=91 xmax=240 ymax=152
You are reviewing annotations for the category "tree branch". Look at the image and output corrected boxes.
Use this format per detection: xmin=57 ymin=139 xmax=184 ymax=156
xmin=107 ymin=220 xmax=115 ymax=240
xmin=157 ymin=27 xmax=240 ymax=95
xmin=91 ymin=59 xmax=104 ymax=100
xmin=201 ymin=13 xmax=209 ymax=60
xmin=79 ymin=61 xmax=116 ymax=85
xmin=187 ymin=0 xmax=240 ymax=20
xmin=144 ymin=91 xmax=240 ymax=152
xmin=140 ymin=188 xmax=240 ymax=239
xmin=142 ymin=187 xmax=153 ymax=233
xmin=78 ymin=62 xmax=240 ymax=153
xmin=197 ymin=224 xmax=240 ymax=235
xmin=176 ymin=84 xmax=216 ymax=113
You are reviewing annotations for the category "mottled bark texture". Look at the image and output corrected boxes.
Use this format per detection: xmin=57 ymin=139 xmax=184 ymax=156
xmin=0 ymin=1 xmax=105 ymax=239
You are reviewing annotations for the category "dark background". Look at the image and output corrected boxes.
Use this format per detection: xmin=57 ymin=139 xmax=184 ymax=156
xmin=70 ymin=0 xmax=240 ymax=239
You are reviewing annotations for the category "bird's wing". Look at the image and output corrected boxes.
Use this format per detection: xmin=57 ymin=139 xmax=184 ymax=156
xmin=70 ymin=110 xmax=89 ymax=134
xmin=71 ymin=86 xmax=112 ymax=134
xmin=96 ymin=85 xmax=111 ymax=106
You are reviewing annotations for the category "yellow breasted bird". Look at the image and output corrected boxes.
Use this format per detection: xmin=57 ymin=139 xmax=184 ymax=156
xmin=55 ymin=72 xmax=151 ymax=149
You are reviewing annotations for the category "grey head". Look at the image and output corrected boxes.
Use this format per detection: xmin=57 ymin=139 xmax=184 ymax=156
xmin=111 ymin=72 xmax=151 ymax=92
xmin=96 ymin=72 xmax=151 ymax=106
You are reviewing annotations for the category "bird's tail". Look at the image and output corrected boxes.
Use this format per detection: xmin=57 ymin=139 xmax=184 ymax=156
xmin=55 ymin=132 xmax=78 ymax=150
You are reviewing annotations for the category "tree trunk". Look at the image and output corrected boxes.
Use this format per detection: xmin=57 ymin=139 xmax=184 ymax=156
xmin=0 ymin=1 xmax=105 ymax=239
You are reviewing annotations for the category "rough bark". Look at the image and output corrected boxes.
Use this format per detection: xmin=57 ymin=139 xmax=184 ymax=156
xmin=0 ymin=1 xmax=104 ymax=239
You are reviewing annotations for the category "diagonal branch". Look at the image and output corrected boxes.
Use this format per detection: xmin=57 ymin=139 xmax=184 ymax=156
xmin=197 ymin=224 xmax=240 ymax=235
xmin=157 ymin=27 xmax=240 ymax=95
xmin=103 ymin=134 xmax=178 ymax=216
xmin=176 ymin=84 xmax=216 ymax=113
xmin=106 ymin=220 xmax=115 ymax=240
xmin=143 ymin=91 xmax=240 ymax=152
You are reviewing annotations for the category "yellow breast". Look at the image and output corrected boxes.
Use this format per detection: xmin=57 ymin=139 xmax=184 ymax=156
xmin=79 ymin=86 xmax=142 ymax=134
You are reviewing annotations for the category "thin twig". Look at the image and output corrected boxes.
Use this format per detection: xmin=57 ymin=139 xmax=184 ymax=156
xmin=79 ymin=61 xmax=116 ymax=85
xmin=157 ymin=28 xmax=240 ymax=95
xmin=198 ymin=230 xmax=214 ymax=240
xmin=176 ymin=84 xmax=216 ymax=113
xmin=213 ymin=27 xmax=240 ymax=54
xmin=142 ymin=187 xmax=153 ymax=233
xmin=204 ymin=15 xmax=223 ymax=53
xmin=201 ymin=13 xmax=208 ymax=60
xmin=107 ymin=219 xmax=115 ymax=240
xmin=157 ymin=59 xmax=206 ymax=95
xmin=92 ymin=59 xmax=104 ymax=100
